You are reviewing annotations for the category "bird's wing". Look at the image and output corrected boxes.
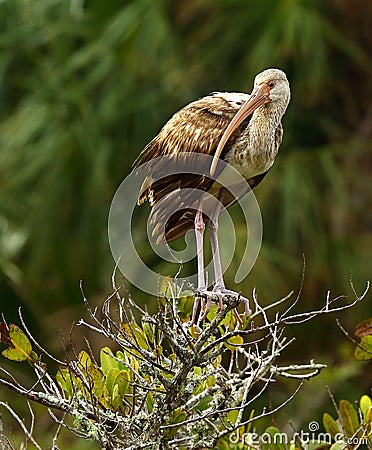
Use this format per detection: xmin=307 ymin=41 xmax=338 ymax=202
xmin=134 ymin=92 xmax=250 ymax=169
xmin=134 ymin=92 xmax=249 ymax=167
xmin=134 ymin=93 xmax=251 ymax=208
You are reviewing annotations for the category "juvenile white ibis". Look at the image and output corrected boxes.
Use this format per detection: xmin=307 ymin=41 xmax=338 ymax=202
xmin=135 ymin=68 xmax=291 ymax=324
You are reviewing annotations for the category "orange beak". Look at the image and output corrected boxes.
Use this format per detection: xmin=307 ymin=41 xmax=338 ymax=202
xmin=210 ymin=83 xmax=271 ymax=176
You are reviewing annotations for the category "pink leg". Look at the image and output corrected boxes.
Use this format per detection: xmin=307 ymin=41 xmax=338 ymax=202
xmin=208 ymin=203 xmax=250 ymax=323
xmin=208 ymin=202 xmax=224 ymax=290
xmin=191 ymin=201 xmax=250 ymax=325
xmin=195 ymin=210 xmax=206 ymax=291
xmin=191 ymin=209 xmax=206 ymax=325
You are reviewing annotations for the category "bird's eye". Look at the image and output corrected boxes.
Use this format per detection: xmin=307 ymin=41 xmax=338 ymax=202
xmin=268 ymin=81 xmax=276 ymax=89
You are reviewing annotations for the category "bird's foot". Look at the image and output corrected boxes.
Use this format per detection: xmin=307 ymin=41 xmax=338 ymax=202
xmin=191 ymin=287 xmax=250 ymax=326
xmin=215 ymin=288 xmax=251 ymax=323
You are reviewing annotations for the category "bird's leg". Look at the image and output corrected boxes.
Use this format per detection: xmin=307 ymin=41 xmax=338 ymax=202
xmin=208 ymin=204 xmax=251 ymax=324
xmin=195 ymin=210 xmax=206 ymax=291
xmin=208 ymin=202 xmax=224 ymax=290
xmin=192 ymin=209 xmax=208 ymax=325
xmin=191 ymin=202 xmax=250 ymax=325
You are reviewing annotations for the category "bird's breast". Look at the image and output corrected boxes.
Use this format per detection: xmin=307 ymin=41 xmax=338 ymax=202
xmin=225 ymin=130 xmax=278 ymax=179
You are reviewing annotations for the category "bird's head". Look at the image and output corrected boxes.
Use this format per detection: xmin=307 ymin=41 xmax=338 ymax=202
xmin=253 ymin=68 xmax=290 ymax=110
xmin=210 ymin=68 xmax=290 ymax=176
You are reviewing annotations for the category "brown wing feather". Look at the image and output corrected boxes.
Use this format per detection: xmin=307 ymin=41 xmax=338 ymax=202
xmin=134 ymin=93 xmax=247 ymax=168
xmin=160 ymin=170 xmax=271 ymax=243
xmin=134 ymin=93 xmax=248 ymax=206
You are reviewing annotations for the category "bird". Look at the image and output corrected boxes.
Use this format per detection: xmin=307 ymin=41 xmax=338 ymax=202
xmin=134 ymin=68 xmax=291 ymax=324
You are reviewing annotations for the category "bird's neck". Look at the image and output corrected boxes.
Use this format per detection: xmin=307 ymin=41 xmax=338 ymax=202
xmin=249 ymin=102 xmax=284 ymax=132
xmin=239 ymin=105 xmax=281 ymax=156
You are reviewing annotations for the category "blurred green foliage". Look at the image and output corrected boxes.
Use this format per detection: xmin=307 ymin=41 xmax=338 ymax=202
xmin=0 ymin=0 xmax=371 ymax=425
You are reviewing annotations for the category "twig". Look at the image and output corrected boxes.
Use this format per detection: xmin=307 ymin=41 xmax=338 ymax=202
xmin=0 ymin=402 xmax=42 ymax=450
xmin=18 ymin=308 xmax=66 ymax=366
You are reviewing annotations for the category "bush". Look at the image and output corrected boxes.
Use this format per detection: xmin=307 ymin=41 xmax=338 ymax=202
xmin=0 ymin=273 xmax=370 ymax=449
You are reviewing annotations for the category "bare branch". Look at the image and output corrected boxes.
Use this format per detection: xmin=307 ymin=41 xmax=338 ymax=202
xmin=0 ymin=402 xmax=42 ymax=450
xmin=0 ymin=271 xmax=368 ymax=448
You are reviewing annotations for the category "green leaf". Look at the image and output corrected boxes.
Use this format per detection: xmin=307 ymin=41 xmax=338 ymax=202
xmin=8 ymin=324 xmax=32 ymax=355
xmin=115 ymin=350 xmax=128 ymax=371
xmin=365 ymin=404 xmax=372 ymax=425
xmin=164 ymin=408 xmax=187 ymax=439
xmin=122 ymin=323 xmax=149 ymax=350
xmin=78 ymin=350 xmax=92 ymax=372
xmin=112 ymin=383 xmax=120 ymax=410
xmin=309 ymin=443 xmax=331 ymax=450
xmin=56 ymin=369 xmax=75 ymax=399
xmin=245 ymin=409 xmax=255 ymax=433
xmin=339 ymin=399 xmax=359 ymax=438
xmin=104 ymin=367 xmax=131 ymax=410
xmin=105 ymin=367 xmax=120 ymax=396
xmin=142 ymin=321 xmax=155 ymax=344
xmin=171 ymin=408 xmax=187 ymax=425
xmin=146 ymin=391 xmax=154 ymax=413
xmin=1 ymin=324 xmax=36 ymax=363
xmin=193 ymin=395 xmax=212 ymax=412
xmin=329 ymin=444 xmax=345 ymax=450
xmin=89 ymin=364 xmax=104 ymax=399
xmin=100 ymin=347 xmax=117 ymax=373
xmin=114 ymin=370 xmax=131 ymax=399
xmin=178 ymin=292 xmax=195 ymax=320
xmin=262 ymin=426 xmax=286 ymax=450
xmin=206 ymin=375 xmax=215 ymax=387
xmin=360 ymin=395 xmax=372 ymax=421
xmin=323 ymin=412 xmax=340 ymax=437
xmin=227 ymin=408 xmax=239 ymax=426
xmin=354 ymin=336 xmax=372 ymax=361
xmin=2 ymin=347 xmax=27 ymax=362
xmin=219 ymin=310 xmax=233 ymax=328
xmin=224 ymin=334 xmax=244 ymax=351
xmin=206 ymin=304 xmax=218 ymax=322
xmin=194 ymin=366 xmax=202 ymax=377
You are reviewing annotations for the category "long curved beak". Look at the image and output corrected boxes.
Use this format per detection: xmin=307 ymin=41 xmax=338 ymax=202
xmin=210 ymin=83 xmax=271 ymax=176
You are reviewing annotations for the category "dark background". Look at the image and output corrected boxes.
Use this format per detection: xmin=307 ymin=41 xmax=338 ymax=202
xmin=0 ymin=0 xmax=371 ymax=446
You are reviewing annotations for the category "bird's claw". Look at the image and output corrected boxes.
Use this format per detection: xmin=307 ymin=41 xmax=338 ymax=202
xmin=191 ymin=288 xmax=251 ymax=326
xmin=217 ymin=288 xmax=251 ymax=321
